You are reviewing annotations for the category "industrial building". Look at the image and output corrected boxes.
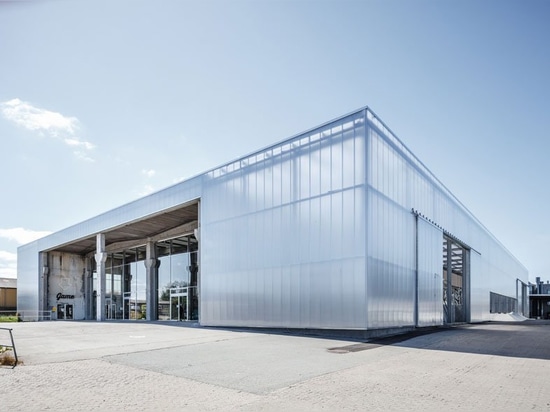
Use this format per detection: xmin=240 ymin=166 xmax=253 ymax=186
xmin=0 ymin=277 xmax=17 ymax=314
xmin=529 ymin=277 xmax=550 ymax=319
xmin=17 ymin=106 xmax=529 ymax=332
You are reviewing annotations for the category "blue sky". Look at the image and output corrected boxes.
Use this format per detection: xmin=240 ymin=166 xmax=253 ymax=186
xmin=0 ymin=0 xmax=549 ymax=281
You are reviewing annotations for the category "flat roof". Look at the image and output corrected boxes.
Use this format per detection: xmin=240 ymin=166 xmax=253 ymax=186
xmin=47 ymin=201 xmax=199 ymax=255
xmin=0 ymin=277 xmax=16 ymax=288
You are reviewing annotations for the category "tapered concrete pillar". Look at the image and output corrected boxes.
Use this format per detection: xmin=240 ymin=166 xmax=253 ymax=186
xmin=95 ymin=234 xmax=108 ymax=321
xmin=39 ymin=252 xmax=49 ymax=316
xmin=145 ymin=240 xmax=160 ymax=321
xmin=84 ymin=257 xmax=93 ymax=320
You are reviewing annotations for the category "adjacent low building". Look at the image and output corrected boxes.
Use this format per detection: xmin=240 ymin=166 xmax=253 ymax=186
xmin=529 ymin=277 xmax=550 ymax=319
xmin=0 ymin=277 xmax=17 ymax=313
xmin=17 ymin=106 xmax=529 ymax=333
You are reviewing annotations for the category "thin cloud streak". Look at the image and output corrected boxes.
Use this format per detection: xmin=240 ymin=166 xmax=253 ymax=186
xmin=141 ymin=169 xmax=156 ymax=178
xmin=0 ymin=251 xmax=16 ymax=262
xmin=0 ymin=250 xmax=17 ymax=278
xmin=0 ymin=227 xmax=52 ymax=245
xmin=1 ymin=98 xmax=96 ymax=161
xmin=1 ymin=98 xmax=79 ymax=136
xmin=64 ymin=138 xmax=95 ymax=150
xmin=73 ymin=151 xmax=95 ymax=162
xmin=139 ymin=184 xmax=155 ymax=196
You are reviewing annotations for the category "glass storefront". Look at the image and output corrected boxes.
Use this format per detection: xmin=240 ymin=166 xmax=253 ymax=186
xmin=123 ymin=247 xmax=147 ymax=320
xmin=157 ymin=236 xmax=199 ymax=321
xmin=92 ymin=235 xmax=198 ymax=321
xmin=106 ymin=252 xmax=123 ymax=319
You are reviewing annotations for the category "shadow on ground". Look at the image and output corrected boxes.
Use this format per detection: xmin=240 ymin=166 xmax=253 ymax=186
xmin=155 ymin=319 xmax=550 ymax=361
xmin=71 ymin=319 xmax=550 ymax=361
xmin=328 ymin=320 xmax=550 ymax=361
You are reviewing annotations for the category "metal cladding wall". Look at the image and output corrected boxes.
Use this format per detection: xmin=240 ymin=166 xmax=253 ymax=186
xmin=416 ymin=218 xmax=444 ymax=327
xmin=17 ymin=106 xmax=528 ymax=328
xmin=200 ymin=111 xmax=368 ymax=328
xmin=365 ymin=110 xmax=528 ymax=326
xmin=200 ymin=107 xmax=527 ymax=329
xmin=17 ymin=242 xmax=40 ymax=320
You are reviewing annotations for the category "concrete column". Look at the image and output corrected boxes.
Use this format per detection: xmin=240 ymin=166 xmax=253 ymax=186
xmin=95 ymin=234 xmax=108 ymax=321
xmin=144 ymin=240 xmax=160 ymax=321
xmin=84 ymin=257 xmax=93 ymax=320
xmin=39 ymin=252 xmax=49 ymax=317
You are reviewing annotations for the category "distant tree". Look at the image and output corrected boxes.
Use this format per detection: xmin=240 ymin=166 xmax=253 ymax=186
xmin=159 ymin=280 xmax=188 ymax=301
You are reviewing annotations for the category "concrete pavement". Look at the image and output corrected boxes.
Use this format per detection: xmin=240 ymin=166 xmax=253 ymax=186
xmin=1 ymin=320 xmax=549 ymax=411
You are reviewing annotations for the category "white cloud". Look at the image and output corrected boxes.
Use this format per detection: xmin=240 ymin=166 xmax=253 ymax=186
xmin=139 ymin=185 xmax=155 ymax=196
xmin=1 ymin=98 xmax=95 ymax=161
xmin=73 ymin=151 xmax=95 ymax=163
xmin=1 ymin=98 xmax=79 ymax=136
xmin=141 ymin=169 xmax=156 ymax=178
xmin=0 ymin=251 xmax=17 ymax=262
xmin=0 ymin=227 xmax=52 ymax=245
xmin=138 ymin=170 xmax=156 ymax=196
xmin=64 ymin=138 xmax=95 ymax=150
xmin=0 ymin=251 xmax=17 ymax=278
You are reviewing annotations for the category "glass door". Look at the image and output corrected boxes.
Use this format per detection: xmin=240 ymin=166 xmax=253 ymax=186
xmin=105 ymin=298 xmax=113 ymax=319
xmin=158 ymin=235 xmax=199 ymax=321
xmin=170 ymin=287 xmax=188 ymax=321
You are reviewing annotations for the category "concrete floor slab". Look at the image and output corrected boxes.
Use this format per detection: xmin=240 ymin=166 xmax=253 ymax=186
xmin=1 ymin=320 xmax=549 ymax=411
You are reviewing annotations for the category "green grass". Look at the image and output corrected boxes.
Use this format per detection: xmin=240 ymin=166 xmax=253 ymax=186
xmin=0 ymin=315 xmax=18 ymax=323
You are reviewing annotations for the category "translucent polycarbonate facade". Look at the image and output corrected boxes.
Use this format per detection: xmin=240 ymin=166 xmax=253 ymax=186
xmin=364 ymin=109 xmax=527 ymax=326
xmin=416 ymin=218 xmax=444 ymax=327
xmin=197 ymin=107 xmax=527 ymax=328
xmin=200 ymin=112 xmax=367 ymax=328
xmin=17 ymin=242 xmax=40 ymax=319
xmin=18 ymin=106 xmax=528 ymax=329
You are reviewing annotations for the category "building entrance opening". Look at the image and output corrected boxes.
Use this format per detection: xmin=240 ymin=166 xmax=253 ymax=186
xmin=168 ymin=285 xmax=198 ymax=321
xmin=92 ymin=233 xmax=199 ymax=321
xmin=57 ymin=303 xmax=73 ymax=320
xmin=443 ymin=236 xmax=469 ymax=323
xmin=105 ymin=298 xmax=117 ymax=320
xmin=170 ymin=288 xmax=187 ymax=321
xmin=93 ymin=250 xmax=145 ymax=320
xmin=158 ymin=235 xmax=199 ymax=321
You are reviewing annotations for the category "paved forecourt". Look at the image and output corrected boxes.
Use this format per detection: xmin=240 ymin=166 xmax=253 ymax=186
xmin=1 ymin=320 xmax=549 ymax=411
